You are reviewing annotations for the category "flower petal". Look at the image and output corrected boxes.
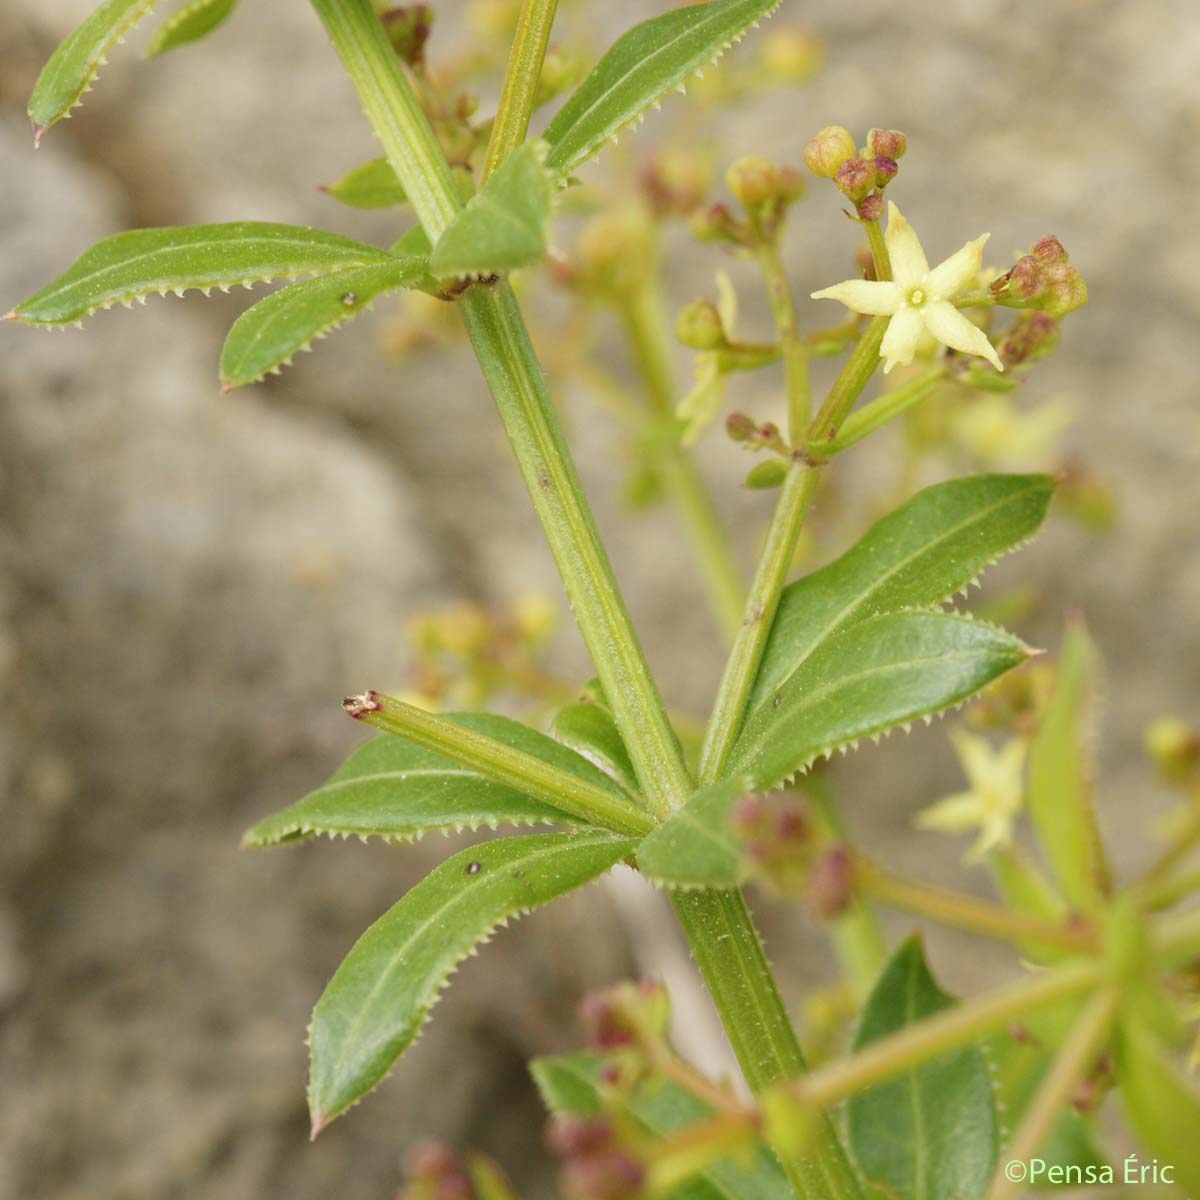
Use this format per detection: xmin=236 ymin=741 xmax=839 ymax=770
xmin=810 ymin=279 xmax=902 ymax=316
xmin=915 ymin=792 xmax=982 ymax=834
xmin=928 ymin=233 xmax=990 ymax=300
xmin=879 ymin=307 xmax=923 ymax=373
xmin=922 ymin=301 xmax=1004 ymax=371
xmin=884 ymin=202 xmax=928 ymax=286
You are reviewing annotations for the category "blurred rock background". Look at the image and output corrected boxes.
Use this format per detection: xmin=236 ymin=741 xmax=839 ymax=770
xmin=1 ymin=1 xmax=1197 ymax=1197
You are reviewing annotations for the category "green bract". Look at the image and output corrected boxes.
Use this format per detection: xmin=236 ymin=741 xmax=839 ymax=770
xmin=145 ymin=0 xmax=238 ymax=57
xmin=636 ymin=780 xmax=747 ymax=889
xmin=243 ymin=713 xmax=621 ymax=846
xmin=324 ymin=157 xmax=409 ymax=210
xmin=552 ymin=701 xmax=640 ymax=795
xmin=28 ymin=0 xmax=162 ymax=135
xmin=730 ymin=612 xmax=1030 ymax=791
xmin=847 ymin=938 xmax=998 ymax=1200
xmin=220 ymin=257 xmax=428 ymax=389
xmin=309 ymin=831 xmax=637 ymax=1131
xmin=750 ymin=474 xmax=1054 ymax=711
xmin=9 ymin=223 xmax=395 ymax=328
xmin=429 ymin=142 xmax=555 ymax=280
xmin=543 ymin=0 xmax=782 ymax=176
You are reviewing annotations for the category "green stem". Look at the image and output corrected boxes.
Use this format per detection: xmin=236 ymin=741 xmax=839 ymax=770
xmin=618 ymin=281 xmax=745 ymax=638
xmin=863 ymin=217 xmax=892 ymax=282
xmin=821 ymin=366 xmax=947 ymax=456
xmin=482 ymin=0 xmax=559 ymax=181
xmin=697 ymin=460 xmax=818 ymax=783
xmin=350 ymin=691 xmax=656 ymax=835
xmin=807 ymin=317 xmax=888 ymax=445
xmin=757 ymin=239 xmax=811 ymax=441
xmin=985 ymin=989 xmax=1119 ymax=1200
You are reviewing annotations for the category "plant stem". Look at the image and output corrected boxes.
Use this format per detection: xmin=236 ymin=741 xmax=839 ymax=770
xmin=808 ymin=317 xmax=888 ymax=445
xmin=697 ymin=459 xmax=818 ymax=783
xmin=756 ymin=238 xmax=811 ymax=440
xmin=618 ymin=279 xmax=745 ymax=638
xmin=854 ymin=855 xmax=1096 ymax=955
xmin=863 ymin=217 xmax=893 ymax=282
xmin=348 ymin=691 xmax=656 ymax=835
xmin=481 ymin=0 xmax=559 ymax=181
xmin=647 ymin=1110 xmax=760 ymax=1197
xmin=985 ymin=989 xmax=1119 ymax=1200
xmin=822 ymin=366 xmax=947 ymax=455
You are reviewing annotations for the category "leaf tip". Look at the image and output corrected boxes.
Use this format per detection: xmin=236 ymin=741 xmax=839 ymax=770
xmin=309 ymin=1110 xmax=329 ymax=1141
xmin=1 ymin=309 xmax=18 ymax=323
xmin=32 ymin=123 xmax=47 ymax=148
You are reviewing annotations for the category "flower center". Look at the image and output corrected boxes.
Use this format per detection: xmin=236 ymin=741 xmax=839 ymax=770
xmin=907 ymin=287 xmax=926 ymax=307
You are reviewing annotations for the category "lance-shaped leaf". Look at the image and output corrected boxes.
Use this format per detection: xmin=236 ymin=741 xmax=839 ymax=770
xmin=847 ymin=937 xmax=998 ymax=1200
xmin=28 ymin=0 xmax=162 ymax=137
xmin=323 ymin=156 xmax=408 ymax=209
xmin=309 ymin=831 xmax=637 ymax=1131
xmin=1027 ymin=622 xmax=1110 ymax=913
xmin=636 ymin=780 xmax=747 ymax=890
xmin=429 ymin=142 xmax=554 ymax=280
xmin=543 ymin=0 xmax=781 ymax=176
xmin=220 ymin=256 xmax=429 ymax=389
xmin=145 ymin=0 xmax=238 ymax=57
xmin=751 ymin=475 xmax=1054 ymax=711
xmin=244 ymin=713 xmax=625 ymax=846
xmin=533 ymin=1052 xmax=789 ymax=1200
xmin=553 ymin=702 xmax=639 ymax=795
xmin=1116 ymin=1016 xmax=1200 ymax=1197
xmin=8 ymin=222 xmax=396 ymax=328
xmin=730 ymin=612 xmax=1030 ymax=791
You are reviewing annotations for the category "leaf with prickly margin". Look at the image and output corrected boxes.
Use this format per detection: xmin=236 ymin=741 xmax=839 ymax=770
xmin=309 ymin=831 xmax=637 ymax=1132
xmin=144 ymin=0 xmax=237 ymax=57
xmin=220 ymin=256 xmax=428 ymax=389
xmin=543 ymin=0 xmax=781 ymax=177
xmin=1116 ymin=1016 xmax=1200 ymax=1197
xmin=553 ymin=702 xmax=639 ymax=795
xmin=635 ymin=780 xmax=747 ymax=890
xmin=750 ymin=475 xmax=1055 ymax=711
xmin=989 ymin=846 xmax=1072 ymax=963
xmin=1027 ymin=622 xmax=1110 ymax=913
xmin=532 ymin=1052 xmax=790 ymax=1200
xmin=322 ymin=156 xmax=408 ymax=210
xmin=243 ymin=713 xmax=626 ymax=847
xmin=429 ymin=142 xmax=554 ymax=280
xmin=8 ymin=223 xmax=396 ymax=329
xmin=847 ymin=937 xmax=998 ymax=1200
xmin=730 ymin=612 xmax=1030 ymax=791
xmin=28 ymin=0 xmax=163 ymax=137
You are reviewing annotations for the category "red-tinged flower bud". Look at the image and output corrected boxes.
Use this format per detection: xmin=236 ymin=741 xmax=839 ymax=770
xmin=549 ymin=1119 xmax=646 ymax=1200
xmin=866 ymin=128 xmax=907 ymax=160
xmin=675 ymin=298 xmax=728 ymax=350
xmin=733 ymin=793 xmax=814 ymax=894
xmin=872 ymin=156 xmax=899 ymax=188
xmin=834 ymin=157 xmax=875 ymax=203
xmin=803 ymin=126 xmax=856 ymax=178
xmin=689 ymin=202 xmax=748 ymax=244
xmin=1030 ymin=234 xmax=1068 ymax=265
xmin=808 ymin=846 xmax=854 ymax=919
xmin=579 ymin=980 xmax=670 ymax=1051
xmin=858 ymin=193 xmax=884 ymax=223
xmin=1007 ymin=255 xmax=1044 ymax=300
xmin=641 ymin=147 xmax=712 ymax=217
xmin=1042 ymin=262 xmax=1088 ymax=317
xmin=382 ymin=5 xmax=434 ymax=66
xmin=999 ymin=311 xmax=1060 ymax=367
xmin=725 ymin=412 xmax=758 ymax=443
xmin=402 ymin=1140 xmax=473 ymax=1200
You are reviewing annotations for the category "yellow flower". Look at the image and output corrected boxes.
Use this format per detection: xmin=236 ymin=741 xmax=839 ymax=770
xmin=812 ymin=202 xmax=1003 ymax=375
xmin=917 ymin=729 xmax=1026 ymax=860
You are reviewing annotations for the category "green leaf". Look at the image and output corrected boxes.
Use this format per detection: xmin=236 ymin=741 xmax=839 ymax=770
xmin=1027 ymin=622 xmax=1110 ymax=913
xmin=220 ymin=256 xmax=428 ymax=389
xmin=553 ymin=702 xmax=639 ymax=794
xmin=244 ymin=713 xmax=624 ymax=846
xmin=532 ymin=1052 xmax=790 ymax=1200
xmin=989 ymin=846 xmax=1072 ymax=963
xmin=730 ymin=612 xmax=1030 ymax=791
xmin=145 ymin=0 xmax=237 ymax=57
xmin=309 ymin=831 xmax=636 ymax=1131
xmin=28 ymin=0 xmax=162 ymax=136
xmin=323 ymin=156 xmax=408 ymax=210
xmin=635 ymin=780 xmax=747 ymax=889
xmin=751 ymin=475 xmax=1055 ymax=711
xmin=1117 ymin=1016 xmax=1200 ymax=1196
xmin=8 ymin=222 xmax=396 ymax=329
xmin=847 ymin=937 xmax=997 ymax=1200
xmin=429 ymin=142 xmax=554 ymax=280
xmin=543 ymin=0 xmax=781 ymax=176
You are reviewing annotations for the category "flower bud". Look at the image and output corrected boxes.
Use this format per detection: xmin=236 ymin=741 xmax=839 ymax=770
xmin=579 ymin=980 xmax=670 ymax=1051
xmin=549 ymin=1119 xmax=646 ymax=1200
xmin=858 ymin=193 xmax=884 ymax=223
xmin=675 ymin=299 xmax=728 ymax=350
xmin=725 ymin=412 xmax=758 ymax=443
xmin=1007 ymin=255 xmax=1044 ymax=300
xmin=733 ymin=794 xmax=814 ymax=894
xmin=402 ymin=1140 xmax=473 ymax=1200
xmin=727 ymin=156 xmax=780 ymax=210
xmin=760 ymin=27 xmax=822 ymax=81
xmin=382 ymin=5 xmax=434 ymax=66
xmin=744 ymin=460 xmax=789 ymax=490
xmin=872 ymin=156 xmax=899 ymax=188
xmin=834 ymin=156 xmax=875 ymax=203
xmin=1042 ymin=262 xmax=1088 ymax=317
xmin=1146 ymin=717 xmax=1200 ymax=784
xmin=1030 ymin=234 xmax=1068 ymax=265
xmin=641 ymin=147 xmax=712 ymax=217
xmin=999 ymin=311 xmax=1060 ymax=367
xmin=579 ymin=212 xmax=654 ymax=292
xmin=803 ymin=125 xmax=856 ymax=178
xmin=688 ymin=202 xmax=747 ymax=244
xmin=808 ymin=846 xmax=855 ymax=919
xmin=866 ymin=128 xmax=907 ymax=160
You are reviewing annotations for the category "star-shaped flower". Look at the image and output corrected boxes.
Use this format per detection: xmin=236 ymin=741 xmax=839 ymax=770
xmin=812 ymin=202 xmax=1004 ymax=375
xmin=916 ymin=729 xmax=1027 ymax=861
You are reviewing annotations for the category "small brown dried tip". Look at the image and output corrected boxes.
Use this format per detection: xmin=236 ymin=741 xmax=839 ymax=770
xmin=342 ymin=691 xmax=382 ymax=719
